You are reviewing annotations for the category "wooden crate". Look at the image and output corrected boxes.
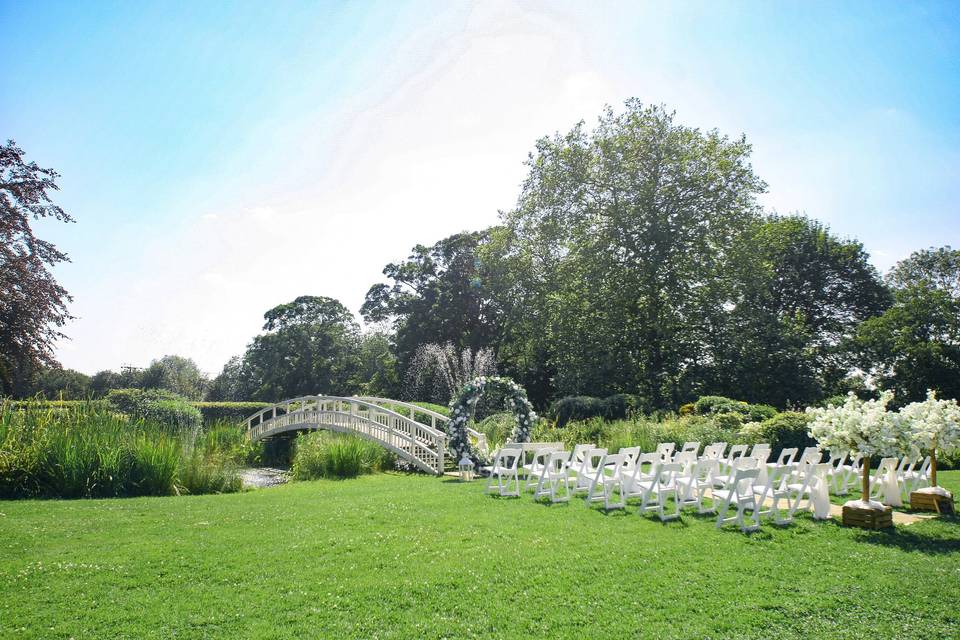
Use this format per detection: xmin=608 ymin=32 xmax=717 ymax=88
xmin=910 ymin=491 xmax=955 ymax=514
xmin=842 ymin=504 xmax=894 ymax=529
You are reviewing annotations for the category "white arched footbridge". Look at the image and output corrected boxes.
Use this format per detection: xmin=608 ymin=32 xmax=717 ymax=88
xmin=245 ymin=396 xmax=488 ymax=476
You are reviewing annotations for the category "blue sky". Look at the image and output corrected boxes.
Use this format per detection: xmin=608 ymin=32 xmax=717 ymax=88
xmin=2 ymin=0 xmax=958 ymax=375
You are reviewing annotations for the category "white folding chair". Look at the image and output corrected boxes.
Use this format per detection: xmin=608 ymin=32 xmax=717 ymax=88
xmin=524 ymin=447 xmax=557 ymax=491
xmin=533 ymin=450 xmax=573 ymax=503
xmin=637 ymin=462 xmax=682 ymax=521
xmin=572 ymin=448 xmax=607 ymax=496
xmin=869 ymin=457 xmax=901 ymax=506
xmin=677 ymin=458 xmax=717 ymax=513
xmin=485 ymin=447 xmax=522 ymax=497
xmin=677 ymin=441 xmax=700 ymax=459
xmin=587 ymin=452 xmax=628 ymax=510
xmin=714 ymin=468 xmax=762 ymax=532
xmin=903 ymin=456 xmax=931 ymax=494
xmin=713 ymin=456 xmax=758 ymax=489
xmin=566 ymin=444 xmax=596 ymax=479
xmin=719 ymin=444 xmax=749 ymax=475
xmin=749 ymin=443 xmax=771 ymax=463
xmin=833 ymin=453 xmax=862 ymax=495
xmin=655 ymin=442 xmax=676 ymax=462
xmin=701 ymin=442 xmax=727 ymax=461
xmin=624 ymin=452 xmax=660 ymax=496
xmin=786 ymin=462 xmax=832 ymax=520
xmin=753 ymin=463 xmax=794 ymax=525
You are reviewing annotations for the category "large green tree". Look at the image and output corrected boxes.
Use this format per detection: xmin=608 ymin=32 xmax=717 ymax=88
xmin=854 ymin=247 xmax=960 ymax=402
xmin=502 ymin=101 xmax=766 ymax=407
xmin=237 ymin=296 xmax=362 ymax=401
xmin=708 ymin=216 xmax=890 ymax=407
xmin=140 ymin=355 xmax=208 ymax=400
xmin=361 ymin=230 xmax=507 ymax=380
xmin=0 ymin=141 xmax=73 ymax=395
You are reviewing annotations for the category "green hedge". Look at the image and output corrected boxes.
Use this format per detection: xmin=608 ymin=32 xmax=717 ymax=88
xmin=193 ymin=402 xmax=271 ymax=425
xmin=105 ymin=389 xmax=202 ymax=432
xmin=548 ymin=394 xmax=647 ymax=427
xmin=692 ymin=395 xmax=778 ymax=423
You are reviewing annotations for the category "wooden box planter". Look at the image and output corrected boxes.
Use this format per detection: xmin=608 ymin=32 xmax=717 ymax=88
xmin=842 ymin=503 xmax=894 ymax=529
xmin=910 ymin=490 xmax=955 ymax=515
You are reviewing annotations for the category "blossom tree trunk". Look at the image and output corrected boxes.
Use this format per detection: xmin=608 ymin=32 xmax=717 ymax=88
xmin=861 ymin=455 xmax=871 ymax=503
xmin=931 ymin=448 xmax=938 ymax=487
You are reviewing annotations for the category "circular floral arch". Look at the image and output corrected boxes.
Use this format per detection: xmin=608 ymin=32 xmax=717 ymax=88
xmin=447 ymin=376 xmax=537 ymax=466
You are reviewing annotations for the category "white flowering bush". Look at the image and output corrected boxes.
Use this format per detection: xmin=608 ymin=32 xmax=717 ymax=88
xmin=446 ymin=376 xmax=537 ymax=467
xmin=806 ymin=391 xmax=916 ymax=460
xmin=899 ymin=390 xmax=960 ymax=456
xmin=898 ymin=390 xmax=960 ymax=491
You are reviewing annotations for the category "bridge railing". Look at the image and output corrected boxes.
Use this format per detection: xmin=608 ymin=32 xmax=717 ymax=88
xmin=245 ymin=396 xmax=448 ymax=474
xmin=354 ymin=396 xmax=490 ymax=457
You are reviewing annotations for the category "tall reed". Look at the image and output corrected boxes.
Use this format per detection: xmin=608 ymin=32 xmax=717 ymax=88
xmin=0 ymin=399 xmax=242 ymax=499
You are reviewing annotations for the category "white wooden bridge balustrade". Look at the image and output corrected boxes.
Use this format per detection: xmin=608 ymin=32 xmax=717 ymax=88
xmin=245 ymin=396 xmax=448 ymax=475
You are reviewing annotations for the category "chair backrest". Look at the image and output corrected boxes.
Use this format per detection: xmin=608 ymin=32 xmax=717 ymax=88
xmin=875 ymin=457 xmax=898 ymax=478
xmin=570 ymin=444 xmax=596 ymax=467
xmin=733 ymin=456 xmax=759 ymax=471
xmin=702 ymin=442 xmax=727 ymax=460
xmin=692 ymin=458 xmax=718 ymax=482
xmin=656 ymin=442 xmax=675 ymax=461
xmin=798 ymin=447 xmax=822 ymax=465
xmin=619 ymin=446 xmax=641 ymax=466
xmin=545 ymin=450 xmax=571 ymax=474
xmin=749 ymin=443 xmax=771 ymax=462
xmin=599 ymin=453 xmax=626 ymax=480
xmin=826 ymin=451 xmax=847 ymax=470
xmin=916 ymin=456 xmax=932 ymax=476
xmin=580 ymin=448 xmax=608 ymax=475
xmin=765 ymin=463 xmax=791 ymax=490
xmin=530 ymin=447 xmax=554 ymax=471
xmin=657 ymin=462 xmax=683 ymax=486
xmin=674 ymin=450 xmax=697 ymax=467
xmin=494 ymin=448 xmax=522 ymax=471
xmin=680 ymin=441 xmax=700 ymax=455
xmin=726 ymin=444 xmax=749 ymax=462
xmin=729 ymin=467 xmax=760 ymax=496
xmin=776 ymin=447 xmax=798 ymax=465
xmin=896 ymin=455 xmax=917 ymax=475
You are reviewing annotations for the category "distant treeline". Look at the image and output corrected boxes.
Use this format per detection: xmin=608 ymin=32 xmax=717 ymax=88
xmin=12 ymin=102 xmax=960 ymax=410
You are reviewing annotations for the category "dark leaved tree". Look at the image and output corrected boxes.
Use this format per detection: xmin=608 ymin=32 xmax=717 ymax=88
xmin=0 ymin=140 xmax=74 ymax=395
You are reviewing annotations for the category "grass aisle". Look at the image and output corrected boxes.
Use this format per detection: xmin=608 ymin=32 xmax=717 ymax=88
xmin=2 ymin=473 xmax=959 ymax=639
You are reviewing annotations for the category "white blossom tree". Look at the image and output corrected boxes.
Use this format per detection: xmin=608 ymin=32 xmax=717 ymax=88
xmin=899 ymin=390 xmax=960 ymax=497
xmin=807 ymin=391 xmax=916 ymax=509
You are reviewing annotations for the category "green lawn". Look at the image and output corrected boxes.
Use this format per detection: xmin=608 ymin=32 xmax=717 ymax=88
xmin=2 ymin=472 xmax=959 ymax=639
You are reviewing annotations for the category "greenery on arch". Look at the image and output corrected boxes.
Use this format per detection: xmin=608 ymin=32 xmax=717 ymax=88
xmin=447 ymin=376 xmax=537 ymax=465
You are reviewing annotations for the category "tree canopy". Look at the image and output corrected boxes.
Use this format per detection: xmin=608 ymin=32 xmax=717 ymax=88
xmin=0 ymin=140 xmax=73 ymax=395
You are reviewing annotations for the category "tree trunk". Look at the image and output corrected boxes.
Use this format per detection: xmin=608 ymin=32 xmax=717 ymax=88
xmin=861 ymin=455 xmax=871 ymax=503
xmin=931 ymin=448 xmax=938 ymax=488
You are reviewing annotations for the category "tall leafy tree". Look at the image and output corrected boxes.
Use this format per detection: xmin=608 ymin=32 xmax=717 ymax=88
xmin=0 ymin=140 xmax=73 ymax=395
xmin=709 ymin=215 xmax=890 ymax=407
xmin=502 ymin=101 xmax=766 ymax=407
xmin=361 ymin=230 xmax=507 ymax=381
xmin=141 ymin=355 xmax=208 ymax=400
xmin=854 ymin=247 xmax=960 ymax=403
xmin=886 ymin=246 xmax=960 ymax=299
xmin=239 ymin=296 xmax=362 ymax=401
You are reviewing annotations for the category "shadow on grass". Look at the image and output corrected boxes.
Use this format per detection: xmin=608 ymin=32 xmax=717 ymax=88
xmin=852 ymin=517 xmax=960 ymax=555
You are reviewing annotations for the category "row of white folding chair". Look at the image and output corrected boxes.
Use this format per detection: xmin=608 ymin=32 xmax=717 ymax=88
xmin=867 ymin=455 xmax=932 ymax=506
xmin=715 ymin=461 xmax=832 ymax=532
